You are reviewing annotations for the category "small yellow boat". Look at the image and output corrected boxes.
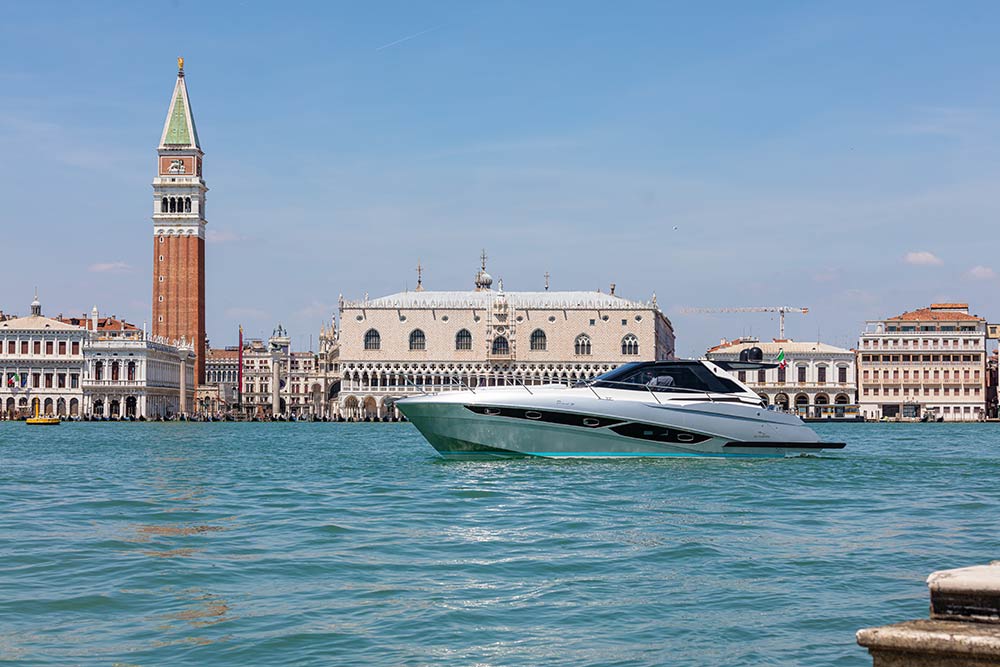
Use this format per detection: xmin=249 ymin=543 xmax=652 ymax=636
xmin=26 ymin=402 xmax=60 ymax=425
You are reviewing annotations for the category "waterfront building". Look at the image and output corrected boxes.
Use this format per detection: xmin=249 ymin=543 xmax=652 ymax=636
xmin=336 ymin=255 xmax=675 ymax=420
xmin=81 ymin=330 xmax=195 ymax=419
xmin=0 ymin=294 xmax=86 ymax=418
xmin=0 ymin=297 xmax=193 ymax=419
xmin=204 ymin=347 xmax=240 ymax=413
xmin=64 ymin=307 xmax=195 ymax=418
xmin=987 ymin=350 xmax=998 ymax=419
xmin=705 ymin=337 xmax=858 ymax=418
xmin=239 ymin=337 xmax=273 ymax=417
xmin=152 ymin=57 xmax=208 ymax=384
xmin=857 ymin=303 xmax=988 ymax=421
xmin=225 ymin=322 xmax=339 ymax=419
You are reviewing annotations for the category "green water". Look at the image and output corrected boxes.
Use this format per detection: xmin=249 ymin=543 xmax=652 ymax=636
xmin=0 ymin=422 xmax=997 ymax=666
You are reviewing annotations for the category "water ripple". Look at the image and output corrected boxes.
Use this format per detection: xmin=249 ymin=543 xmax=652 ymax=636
xmin=0 ymin=422 xmax=997 ymax=665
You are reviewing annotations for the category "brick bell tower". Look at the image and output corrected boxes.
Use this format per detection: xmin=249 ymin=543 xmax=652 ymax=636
xmin=152 ymin=57 xmax=207 ymax=384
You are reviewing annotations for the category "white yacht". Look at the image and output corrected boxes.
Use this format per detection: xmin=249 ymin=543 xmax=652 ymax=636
xmin=396 ymin=354 xmax=845 ymax=459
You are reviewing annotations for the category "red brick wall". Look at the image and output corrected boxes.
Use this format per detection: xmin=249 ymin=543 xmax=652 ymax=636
xmin=152 ymin=234 xmax=206 ymax=384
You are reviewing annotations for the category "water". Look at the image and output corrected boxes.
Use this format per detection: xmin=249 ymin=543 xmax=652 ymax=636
xmin=0 ymin=423 xmax=997 ymax=666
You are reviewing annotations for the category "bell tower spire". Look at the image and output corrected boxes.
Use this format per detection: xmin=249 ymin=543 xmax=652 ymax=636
xmin=152 ymin=57 xmax=208 ymax=384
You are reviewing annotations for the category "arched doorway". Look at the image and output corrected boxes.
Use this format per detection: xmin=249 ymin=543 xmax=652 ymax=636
xmin=109 ymin=399 xmax=120 ymax=418
xmin=794 ymin=394 xmax=809 ymax=417
xmin=813 ymin=394 xmax=829 ymax=419
xmin=125 ymin=396 xmax=137 ymax=418
xmin=362 ymin=396 xmax=378 ymax=420
xmin=93 ymin=399 xmax=104 ymax=417
xmin=5 ymin=397 xmax=14 ymax=418
xmin=56 ymin=398 xmax=66 ymax=416
xmin=774 ymin=393 xmax=789 ymax=412
xmin=43 ymin=398 xmax=54 ymax=415
xmin=758 ymin=394 xmax=769 ymax=406
xmin=69 ymin=398 xmax=79 ymax=416
xmin=833 ymin=393 xmax=851 ymax=418
xmin=343 ymin=395 xmax=359 ymax=420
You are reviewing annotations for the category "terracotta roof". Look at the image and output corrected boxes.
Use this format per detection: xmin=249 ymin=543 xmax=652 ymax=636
xmin=887 ymin=307 xmax=982 ymax=322
xmin=206 ymin=348 xmax=239 ymax=360
xmin=57 ymin=315 xmax=139 ymax=331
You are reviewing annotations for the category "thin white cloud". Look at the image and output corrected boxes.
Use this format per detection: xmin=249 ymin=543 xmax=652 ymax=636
xmin=903 ymin=251 xmax=943 ymax=266
xmin=375 ymin=25 xmax=443 ymax=51
xmin=965 ymin=265 xmax=996 ymax=280
xmin=88 ymin=261 xmax=132 ymax=273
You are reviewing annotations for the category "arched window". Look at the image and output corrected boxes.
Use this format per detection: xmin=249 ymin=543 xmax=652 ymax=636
xmin=409 ymin=329 xmax=426 ymax=351
xmin=574 ymin=334 xmax=592 ymax=356
xmin=111 ymin=361 xmax=120 ymax=382
xmin=185 ymin=197 xmax=192 ymax=212
xmin=94 ymin=361 xmax=103 ymax=381
xmin=492 ymin=336 xmax=510 ymax=356
xmin=530 ymin=329 xmax=547 ymax=351
xmin=169 ymin=197 xmax=176 ymax=213
xmin=455 ymin=329 xmax=472 ymax=350
xmin=363 ymin=329 xmax=381 ymax=351
xmin=621 ymin=334 xmax=639 ymax=355
xmin=127 ymin=361 xmax=136 ymax=382
xmin=161 ymin=197 xmax=168 ymax=213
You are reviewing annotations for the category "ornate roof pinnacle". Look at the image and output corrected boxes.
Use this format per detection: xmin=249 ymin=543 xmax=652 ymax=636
xmin=474 ymin=249 xmax=493 ymax=291
xmin=178 ymin=56 xmax=184 ymax=75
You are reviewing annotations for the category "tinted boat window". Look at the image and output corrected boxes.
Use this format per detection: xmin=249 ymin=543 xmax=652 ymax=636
xmin=593 ymin=363 xmax=742 ymax=394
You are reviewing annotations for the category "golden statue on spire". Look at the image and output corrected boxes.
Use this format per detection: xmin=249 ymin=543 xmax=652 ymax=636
xmin=178 ymin=56 xmax=184 ymax=71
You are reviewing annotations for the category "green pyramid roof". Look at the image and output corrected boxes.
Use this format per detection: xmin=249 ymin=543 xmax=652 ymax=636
xmin=159 ymin=72 xmax=201 ymax=150
xmin=164 ymin=91 xmax=191 ymax=145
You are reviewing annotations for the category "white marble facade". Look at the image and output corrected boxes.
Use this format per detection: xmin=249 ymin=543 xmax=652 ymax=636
xmin=336 ymin=260 xmax=675 ymax=419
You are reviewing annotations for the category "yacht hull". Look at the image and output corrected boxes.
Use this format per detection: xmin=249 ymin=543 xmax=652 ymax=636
xmin=397 ymin=389 xmax=844 ymax=459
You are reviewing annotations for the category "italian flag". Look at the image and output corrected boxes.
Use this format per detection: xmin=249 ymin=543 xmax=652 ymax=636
xmin=776 ymin=349 xmax=786 ymax=369
xmin=8 ymin=373 xmax=19 ymax=387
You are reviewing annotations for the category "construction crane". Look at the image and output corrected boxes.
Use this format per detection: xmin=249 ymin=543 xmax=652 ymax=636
xmin=680 ymin=306 xmax=809 ymax=339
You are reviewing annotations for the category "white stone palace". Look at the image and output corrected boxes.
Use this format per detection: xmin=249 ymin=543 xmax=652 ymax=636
xmin=1 ymin=294 xmax=87 ymax=418
xmin=336 ymin=255 xmax=675 ymax=419
xmin=1 ymin=295 xmax=194 ymax=420
xmin=705 ymin=337 xmax=858 ymax=418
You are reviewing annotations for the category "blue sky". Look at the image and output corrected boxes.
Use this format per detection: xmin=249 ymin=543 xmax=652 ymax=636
xmin=1 ymin=1 xmax=998 ymax=356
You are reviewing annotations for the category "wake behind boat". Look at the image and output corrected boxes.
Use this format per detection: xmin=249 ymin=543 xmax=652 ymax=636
xmin=396 ymin=353 xmax=845 ymax=459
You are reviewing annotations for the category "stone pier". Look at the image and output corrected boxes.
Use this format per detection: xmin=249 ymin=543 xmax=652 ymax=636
xmin=857 ymin=561 xmax=1000 ymax=666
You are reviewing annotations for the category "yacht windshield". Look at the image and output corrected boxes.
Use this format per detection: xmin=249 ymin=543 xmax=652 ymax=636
xmin=589 ymin=362 xmax=743 ymax=394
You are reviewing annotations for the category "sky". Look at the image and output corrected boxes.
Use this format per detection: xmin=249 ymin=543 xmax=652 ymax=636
xmin=1 ymin=1 xmax=998 ymax=357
